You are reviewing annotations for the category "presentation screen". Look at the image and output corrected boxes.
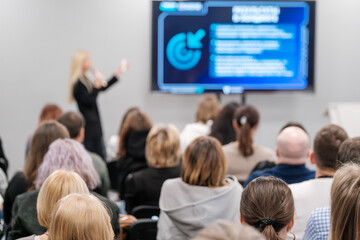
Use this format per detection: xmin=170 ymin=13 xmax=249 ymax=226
xmin=152 ymin=1 xmax=315 ymax=94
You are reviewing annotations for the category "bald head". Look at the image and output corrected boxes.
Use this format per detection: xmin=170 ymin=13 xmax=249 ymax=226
xmin=276 ymin=126 xmax=310 ymax=164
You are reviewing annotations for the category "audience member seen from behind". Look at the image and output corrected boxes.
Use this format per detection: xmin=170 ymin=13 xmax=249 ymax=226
xmin=4 ymin=121 xmax=69 ymax=225
xmin=106 ymin=107 xmax=139 ymax=161
xmin=240 ymin=176 xmax=295 ymax=240
xmin=49 ymin=193 xmax=114 ymax=240
xmin=124 ymin=124 xmax=181 ymax=213
xmin=290 ymin=124 xmax=348 ymax=239
xmin=329 ymin=163 xmax=360 ymax=240
xmin=303 ymin=137 xmax=360 ymax=240
xmin=25 ymin=104 xmax=63 ymax=156
xmin=157 ymin=136 xmax=243 ymax=240
xmin=245 ymin=126 xmax=314 ymax=186
xmin=115 ymin=109 xmax=152 ymax=197
xmin=17 ymin=170 xmax=89 ymax=240
xmin=223 ymin=105 xmax=276 ymax=183
xmin=209 ymin=102 xmax=240 ymax=145
xmin=180 ymin=94 xmax=220 ymax=153
xmin=8 ymin=139 xmax=120 ymax=240
xmin=193 ymin=220 xmax=265 ymax=240
xmin=58 ymin=111 xmax=111 ymax=196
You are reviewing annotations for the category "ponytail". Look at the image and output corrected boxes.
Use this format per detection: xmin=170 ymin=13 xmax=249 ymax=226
xmin=238 ymin=121 xmax=253 ymax=157
xmin=234 ymin=105 xmax=259 ymax=157
xmin=240 ymin=177 xmax=294 ymax=240
xmin=262 ymin=225 xmax=280 ymax=240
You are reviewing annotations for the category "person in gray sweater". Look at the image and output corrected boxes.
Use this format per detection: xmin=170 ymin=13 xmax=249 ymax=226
xmin=157 ymin=136 xmax=243 ymax=240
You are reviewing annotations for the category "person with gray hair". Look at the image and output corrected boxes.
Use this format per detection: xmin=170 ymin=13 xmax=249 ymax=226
xmin=58 ymin=111 xmax=110 ymax=196
xmin=8 ymin=139 xmax=120 ymax=240
xmin=192 ymin=220 xmax=265 ymax=240
xmin=244 ymin=126 xmax=315 ymax=186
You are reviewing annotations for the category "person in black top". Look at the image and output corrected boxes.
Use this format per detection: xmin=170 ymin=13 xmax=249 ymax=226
xmin=124 ymin=124 xmax=181 ymax=213
xmin=112 ymin=108 xmax=152 ymax=198
xmin=68 ymin=50 xmax=128 ymax=159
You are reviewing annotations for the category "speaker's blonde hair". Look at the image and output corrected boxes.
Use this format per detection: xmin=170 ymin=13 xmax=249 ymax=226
xmin=37 ymin=170 xmax=89 ymax=228
xmin=49 ymin=193 xmax=114 ymax=240
xmin=146 ymin=124 xmax=180 ymax=168
xmin=329 ymin=163 xmax=360 ymax=240
xmin=68 ymin=50 xmax=90 ymax=102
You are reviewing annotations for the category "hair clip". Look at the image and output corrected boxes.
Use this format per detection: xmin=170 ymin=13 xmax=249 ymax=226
xmin=240 ymin=116 xmax=247 ymax=125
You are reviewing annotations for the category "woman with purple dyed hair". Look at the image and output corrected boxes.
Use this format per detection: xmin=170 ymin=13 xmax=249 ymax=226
xmin=8 ymin=139 xmax=121 ymax=240
xmin=34 ymin=138 xmax=99 ymax=189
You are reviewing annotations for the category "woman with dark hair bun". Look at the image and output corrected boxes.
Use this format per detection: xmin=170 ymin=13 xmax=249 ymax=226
xmin=240 ymin=176 xmax=295 ymax=240
xmin=222 ymin=105 xmax=276 ymax=183
xmin=209 ymin=102 xmax=239 ymax=145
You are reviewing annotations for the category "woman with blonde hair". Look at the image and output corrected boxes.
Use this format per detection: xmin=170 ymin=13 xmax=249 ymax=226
xmin=240 ymin=176 xmax=295 ymax=240
xmin=68 ymin=50 xmax=128 ymax=159
xmin=124 ymin=124 xmax=181 ymax=212
xmin=17 ymin=170 xmax=89 ymax=240
xmin=157 ymin=136 xmax=242 ymax=240
xmin=223 ymin=105 xmax=276 ymax=183
xmin=180 ymin=94 xmax=220 ymax=152
xmin=9 ymin=139 xmax=121 ymax=240
xmin=304 ymin=163 xmax=360 ymax=240
xmin=49 ymin=193 xmax=114 ymax=240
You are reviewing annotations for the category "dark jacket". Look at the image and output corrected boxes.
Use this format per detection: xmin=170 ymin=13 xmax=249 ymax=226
xmin=3 ymin=172 xmax=29 ymax=225
xmin=73 ymin=76 xmax=118 ymax=139
xmin=115 ymin=130 xmax=150 ymax=198
xmin=244 ymin=164 xmax=315 ymax=186
xmin=8 ymin=190 xmax=120 ymax=240
xmin=125 ymin=165 xmax=181 ymax=213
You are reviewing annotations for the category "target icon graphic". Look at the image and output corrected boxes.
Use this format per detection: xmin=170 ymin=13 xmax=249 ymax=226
xmin=166 ymin=29 xmax=206 ymax=71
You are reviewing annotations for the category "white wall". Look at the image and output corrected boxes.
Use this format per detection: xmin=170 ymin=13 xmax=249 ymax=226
xmin=1 ymin=0 xmax=360 ymax=177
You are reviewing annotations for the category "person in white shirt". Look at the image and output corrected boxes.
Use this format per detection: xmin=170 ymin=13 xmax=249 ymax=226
xmin=180 ymin=94 xmax=220 ymax=153
xmin=289 ymin=124 xmax=348 ymax=239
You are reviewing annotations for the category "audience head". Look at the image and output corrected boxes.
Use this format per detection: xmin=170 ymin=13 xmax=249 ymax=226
xmin=68 ymin=50 xmax=91 ymax=103
xmin=117 ymin=108 xmax=152 ymax=158
xmin=330 ymin=163 xmax=360 ymax=240
xmin=195 ymin=94 xmax=220 ymax=124
xmin=35 ymin=139 xmax=99 ymax=190
xmin=193 ymin=220 xmax=265 ymax=240
xmin=38 ymin=104 xmax=63 ymax=124
xmin=58 ymin=111 xmax=85 ymax=141
xmin=276 ymin=126 xmax=310 ymax=164
xmin=210 ymin=101 xmax=240 ymax=145
xmin=146 ymin=124 xmax=180 ymax=168
xmin=279 ymin=121 xmax=307 ymax=134
xmin=182 ymin=136 xmax=226 ymax=187
xmin=24 ymin=121 xmax=69 ymax=189
xmin=233 ymin=105 xmax=260 ymax=157
xmin=240 ymin=176 xmax=295 ymax=240
xmin=312 ymin=124 xmax=348 ymax=172
xmin=49 ymin=193 xmax=114 ymax=240
xmin=336 ymin=137 xmax=360 ymax=168
xmin=37 ymin=170 xmax=89 ymax=229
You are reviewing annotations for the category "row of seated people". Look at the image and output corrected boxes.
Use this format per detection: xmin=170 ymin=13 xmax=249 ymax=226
xmin=2 ymin=127 xmax=359 ymax=240
xmin=0 ymin=96 xmax=357 ymax=239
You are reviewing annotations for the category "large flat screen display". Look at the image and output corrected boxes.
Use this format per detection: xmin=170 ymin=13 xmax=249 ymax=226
xmin=152 ymin=1 xmax=315 ymax=94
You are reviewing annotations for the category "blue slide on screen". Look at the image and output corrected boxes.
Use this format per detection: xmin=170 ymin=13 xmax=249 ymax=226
xmin=152 ymin=1 xmax=316 ymax=94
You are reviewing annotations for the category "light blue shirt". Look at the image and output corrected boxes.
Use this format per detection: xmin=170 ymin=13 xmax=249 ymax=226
xmin=303 ymin=206 xmax=330 ymax=240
